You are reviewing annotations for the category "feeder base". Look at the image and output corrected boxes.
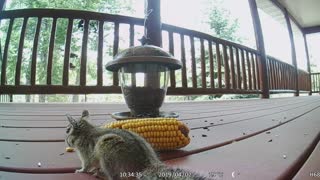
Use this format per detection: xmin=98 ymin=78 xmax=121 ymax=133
xmin=111 ymin=111 xmax=179 ymax=121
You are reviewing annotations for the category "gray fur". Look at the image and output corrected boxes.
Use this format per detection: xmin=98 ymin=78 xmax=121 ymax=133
xmin=65 ymin=110 xmax=160 ymax=179
xmin=65 ymin=110 xmax=210 ymax=180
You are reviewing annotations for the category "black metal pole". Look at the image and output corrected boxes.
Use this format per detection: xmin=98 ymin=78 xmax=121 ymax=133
xmin=145 ymin=0 xmax=162 ymax=47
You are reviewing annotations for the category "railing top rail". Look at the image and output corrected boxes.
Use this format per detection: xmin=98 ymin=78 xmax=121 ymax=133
xmin=162 ymin=24 xmax=260 ymax=55
xmin=1 ymin=8 xmax=260 ymax=56
xmin=267 ymin=55 xmax=308 ymax=74
xmin=0 ymin=8 xmax=145 ymax=25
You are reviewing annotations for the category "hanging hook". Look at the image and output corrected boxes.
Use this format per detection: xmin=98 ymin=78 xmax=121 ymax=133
xmin=139 ymin=1 xmax=153 ymax=45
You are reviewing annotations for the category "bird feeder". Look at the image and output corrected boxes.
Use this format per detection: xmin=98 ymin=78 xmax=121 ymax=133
xmin=106 ymin=45 xmax=182 ymax=119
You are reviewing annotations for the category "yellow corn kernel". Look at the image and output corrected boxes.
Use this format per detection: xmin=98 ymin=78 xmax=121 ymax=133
xmin=66 ymin=147 xmax=75 ymax=152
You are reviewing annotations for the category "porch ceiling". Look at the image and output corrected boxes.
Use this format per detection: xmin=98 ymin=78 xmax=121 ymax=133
xmin=277 ymin=0 xmax=320 ymax=28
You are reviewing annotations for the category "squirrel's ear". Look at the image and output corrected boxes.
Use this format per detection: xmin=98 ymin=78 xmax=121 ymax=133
xmin=81 ymin=110 xmax=89 ymax=118
xmin=66 ymin=114 xmax=77 ymax=125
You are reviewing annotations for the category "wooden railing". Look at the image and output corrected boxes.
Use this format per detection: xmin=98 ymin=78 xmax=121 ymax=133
xmin=0 ymin=9 xmax=313 ymax=96
xmin=266 ymin=56 xmax=310 ymax=93
xmin=162 ymin=24 xmax=262 ymax=95
xmin=311 ymin=73 xmax=320 ymax=93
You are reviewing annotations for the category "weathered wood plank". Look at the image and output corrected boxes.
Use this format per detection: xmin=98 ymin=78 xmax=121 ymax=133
xmin=241 ymin=49 xmax=247 ymax=90
xmin=168 ymin=31 xmax=176 ymax=88
xmin=246 ymin=51 xmax=252 ymax=90
xmin=80 ymin=19 xmax=89 ymax=86
xmin=208 ymin=41 xmax=214 ymax=89
xmin=15 ymin=17 xmax=28 ymax=86
xmin=180 ymin=34 xmax=187 ymax=88
xmin=47 ymin=18 xmax=57 ymax=85
xmin=216 ymin=43 xmax=222 ymax=88
xmin=200 ymin=39 xmax=206 ymax=88
xmin=222 ymin=44 xmax=230 ymax=89
xmin=251 ymin=53 xmax=257 ymax=90
xmin=190 ymin=36 xmax=197 ymax=88
xmin=1 ymin=18 xmax=14 ymax=85
xmin=97 ymin=20 xmax=104 ymax=86
xmin=62 ymin=18 xmax=73 ymax=86
xmin=112 ymin=22 xmax=119 ymax=86
xmin=30 ymin=18 xmax=42 ymax=86
xmin=166 ymin=102 xmax=320 ymax=179
xmin=236 ymin=48 xmax=241 ymax=89
xmin=229 ymin=46 xmax=236 ymax=89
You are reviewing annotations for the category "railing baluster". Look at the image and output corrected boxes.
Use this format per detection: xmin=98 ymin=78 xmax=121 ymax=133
xmin=236 ymin=48 xmax=241 ymax=89
xmin=255 ymin=54 xmax=260 ymax=90
xmin=1 ymin=18 xmax=14 ymax=85
xmin=251 ymin=53 xmax=257 ymax=90
xmin=31 ymin=18 xmax=42 ymax=86
xmin=47 ymin=18 xmax=57 ymax=85
xmin=241 ymin=49 xmax=247 ymax=90
xmin=80 ymin=19 xmax=89 ymax=86
xmin=273 ymin=60 xmax=277 ymax=89
xmin=281 ymin=63 xmax=285 ymax=89
xmin=246 ymin=51 xmax=252 ymax=90
xmin=268 ymin=59 xmax=272 ymax=90
xmin=229 ymin=46 xmax=236 ymax=89
xmin=63 ymin=18 xmax=73 ymax=86
xmin=190 ymin=36 xmax=197 ymax=88
xmin=113 ymin=22 xmax=119 ymax=86
xmin=180 ymin=34 xmax=187 ymax=88
xmin=168 ymin=31 xmax=176 ymax=88
xmin=274 ymin=61 xmax=280 ymax=89
xmin=216 ymin=43 xmax=222 ymax=88
xmin=208 ymin=41 xmax=214 ymax=89
xmin=15 ymin=17 xmax=28 ymax=85
xmin=222 ymin=44 xmax=230 ymax=89
xmin=129 ymin=23 xmax=136 ymax=87
xmin=97 ymin=20 xmax=104 ymax=86
xmin=200 ymin=38 xmax=206 ymax=88
xmin=313 ymin=74 xmax=315 ymax=92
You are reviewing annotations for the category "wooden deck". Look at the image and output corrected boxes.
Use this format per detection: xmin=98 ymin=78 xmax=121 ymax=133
xmin=0 ymin=96 xmax=320 ymax=180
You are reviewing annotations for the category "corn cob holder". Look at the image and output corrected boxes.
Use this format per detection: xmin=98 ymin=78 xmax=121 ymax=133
xmin=104 ymin=118 xmax=190 ymax=151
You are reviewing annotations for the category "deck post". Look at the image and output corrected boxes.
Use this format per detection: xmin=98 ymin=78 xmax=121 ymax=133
xmin=284 ymin=8 xmax=299 ymax=96
xmin=303 ymin=34 xmax=312 ymax=95
xmin=248 ymin=0 xmax=270 ymax=99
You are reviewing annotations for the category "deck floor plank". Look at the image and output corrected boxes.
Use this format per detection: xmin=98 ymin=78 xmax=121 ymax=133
xmin=293 ymin=141 xmax=320 ymax=180
xmin=165 ymin=102 xmax=320 ymax=179
xmin=0 ymin=96 xmax=319 ymax=178
xmin=0 ymin=172 xmax=98 ymax=180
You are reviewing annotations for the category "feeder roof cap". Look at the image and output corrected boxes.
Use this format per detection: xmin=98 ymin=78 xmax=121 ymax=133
xmin=105 ymin=45 xmax=182 ymax=72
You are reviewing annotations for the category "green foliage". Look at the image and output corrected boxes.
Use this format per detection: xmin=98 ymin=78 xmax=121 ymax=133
xmin=205 ymin=0 xmax=241 ymax=43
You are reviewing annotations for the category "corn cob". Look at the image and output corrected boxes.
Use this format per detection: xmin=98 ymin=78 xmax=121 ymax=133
xmin=103 ymin=118 xmax=190 ymax=151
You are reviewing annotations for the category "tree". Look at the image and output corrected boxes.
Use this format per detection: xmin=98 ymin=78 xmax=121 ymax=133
xmin=205 ymin=0 xmax=241 ymax=43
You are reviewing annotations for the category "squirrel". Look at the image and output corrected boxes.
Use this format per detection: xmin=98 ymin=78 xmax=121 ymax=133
xmin=66 ymin=110 xmax=210 ymax=180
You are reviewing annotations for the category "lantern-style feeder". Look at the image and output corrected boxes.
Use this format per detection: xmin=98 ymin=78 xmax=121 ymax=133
xmin=105 ymin=45 xmax=182 ymax=119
